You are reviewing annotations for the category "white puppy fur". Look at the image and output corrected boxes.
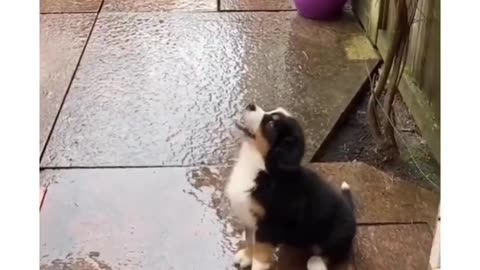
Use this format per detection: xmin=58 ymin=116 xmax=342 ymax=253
xmin=225 ymin=140 xmax=265 ymax=229
xmin=251 ymin=259 xmax=271 ymax=270
xmin=243 ymin=105 xmax=291 ymax=134
xmin=234 ymin=249 xmax=252 ymax=268
xmin=307 ymin=256 xmax=328 ymax=270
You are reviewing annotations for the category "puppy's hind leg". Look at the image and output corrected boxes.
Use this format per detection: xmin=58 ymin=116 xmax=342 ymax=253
xmin=307 ymin=256 xmax=328 ymax=270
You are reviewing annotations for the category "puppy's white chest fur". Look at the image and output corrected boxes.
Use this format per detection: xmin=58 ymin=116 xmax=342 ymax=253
xmin=226 ymin=141 xmax=265 ymax=229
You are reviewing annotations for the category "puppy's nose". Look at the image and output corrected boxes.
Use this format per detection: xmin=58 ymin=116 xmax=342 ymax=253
xmin=246 ymin=103 xmax=256 ymax=111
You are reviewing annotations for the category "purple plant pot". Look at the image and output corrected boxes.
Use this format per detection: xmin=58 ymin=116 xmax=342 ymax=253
xmin=293 ymin=0 xmax=348 ymax=20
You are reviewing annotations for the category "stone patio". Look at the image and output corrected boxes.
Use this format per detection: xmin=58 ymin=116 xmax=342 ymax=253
xmin=40 ymin=11 xmax=378 ymax=167
xmin=40 ymin=163 xmax=438 ymax=270
xmin=40 ymin=0 xmax=438 ymax=269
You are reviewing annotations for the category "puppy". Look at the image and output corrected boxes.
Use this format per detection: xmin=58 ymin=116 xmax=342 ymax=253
xmin=226 ymin=104 xmax=356 ymax=270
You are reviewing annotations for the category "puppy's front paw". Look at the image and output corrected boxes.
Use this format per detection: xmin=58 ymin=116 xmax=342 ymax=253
xmin=251 ymin=259 xmax=270 ymax=270
xmin=307 ymin=256 xmax=327 ymax=270
xmin=234 ymin=249 xmax=252 ymax=268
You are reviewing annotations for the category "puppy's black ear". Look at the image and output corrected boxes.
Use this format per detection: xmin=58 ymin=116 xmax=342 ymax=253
xmin=266 ymin=135 xmax=304 ymax=172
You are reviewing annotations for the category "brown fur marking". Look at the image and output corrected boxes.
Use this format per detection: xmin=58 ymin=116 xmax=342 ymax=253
xmin=250 ymin=198 xmax=266 ymax=218
xmin=254 ymin=128 xmax=270 ymax=157
xmin=253 ymin=242 xmax=275 ymax=265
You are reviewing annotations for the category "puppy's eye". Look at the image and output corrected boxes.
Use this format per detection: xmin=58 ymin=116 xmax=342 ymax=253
xmin=272 ymin=114 xmax=280 ymax=120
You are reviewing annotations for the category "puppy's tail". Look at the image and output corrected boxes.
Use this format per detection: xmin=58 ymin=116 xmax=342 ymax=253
xmin=341 ymin=182 xmax=355 ymax=210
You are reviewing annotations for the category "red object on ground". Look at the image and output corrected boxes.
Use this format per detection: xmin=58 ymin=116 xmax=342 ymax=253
xmin=40 ymin=188 xmax=47 ymax=210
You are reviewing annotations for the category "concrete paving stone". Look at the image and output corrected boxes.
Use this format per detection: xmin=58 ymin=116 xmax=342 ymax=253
xmin=40 ymin=167 xmax=240 ymax=270
xmin=40 ymin=163 xmax=435 ymax=269
xmin=269 ymin=224 xmax=433 ymax=270
xmin=354 ymin=224 xmax=433 ymax=270
xmin=103 ymin=0 xmax=217 ymax=12
xmin=221 ymin=0 xmax=294 ymax=10
xmin=41 ymin=0 xmax=102 ymax=13
xmin=220 ymin=0 xmax=354 ymax=11
xmin=40 ymin=14 xmax=96 ymax=153
xmin=41 ymin=12 xmax=378 ymax=167
xmin=309 ymin=162 xmax=440 ymax=227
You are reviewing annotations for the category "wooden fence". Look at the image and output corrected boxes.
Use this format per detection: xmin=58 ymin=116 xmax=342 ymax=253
xmin=352 ymin=0 xmax=440 ymax=162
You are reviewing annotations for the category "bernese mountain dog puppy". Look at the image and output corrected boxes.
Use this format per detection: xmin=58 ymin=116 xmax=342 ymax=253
xmin=226 ymin=103 xmax=356 ymax=270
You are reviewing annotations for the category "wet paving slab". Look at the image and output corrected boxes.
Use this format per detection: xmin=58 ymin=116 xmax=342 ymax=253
xmin=41 ymin=0 xmax=103 ymax=13
xmin=103 ymin=0 xmax=217 ymax=12
xmin=220 ymin=0 xmax=294 ymax=11
xmin=353 ymin=223 xmax=433 ymax=270
xmin=40 ymin=163 xmax=435 ymax=270
xmin=309 ymin=162 xmax=440 ymax=228
xmin=41 ymin=12 xmax=378 ymax=167
xmin=40 ymin=167 xmax=239 ymax=270
xmin=271 ymin=223 xmax=433 ymax=270
xmin=40 ymin=14 xmax=96 ymax=153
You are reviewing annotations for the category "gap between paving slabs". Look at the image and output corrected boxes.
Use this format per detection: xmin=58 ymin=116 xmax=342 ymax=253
xmin=40 ymin=13 xmax=97 ymax=156
xmin=40 ymin=0 xmax=109 ymax=161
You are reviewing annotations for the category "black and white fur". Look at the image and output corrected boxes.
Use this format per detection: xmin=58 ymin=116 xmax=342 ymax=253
xmin=226 ymin=104 xmax=356 ymax=270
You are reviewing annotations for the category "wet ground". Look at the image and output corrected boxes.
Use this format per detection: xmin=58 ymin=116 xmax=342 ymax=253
xmin=40 ymin=11 xmax=378 ymax=167
xmin=40 ymin=1 xmax=438 ymax=269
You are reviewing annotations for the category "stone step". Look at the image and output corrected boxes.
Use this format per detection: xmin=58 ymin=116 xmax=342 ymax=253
xmin=309 ymin=162 xmax=440 ymax=228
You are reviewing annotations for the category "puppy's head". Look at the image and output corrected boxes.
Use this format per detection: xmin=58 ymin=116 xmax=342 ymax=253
xmin=241 ymin=103 xmax=305 ymax=171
